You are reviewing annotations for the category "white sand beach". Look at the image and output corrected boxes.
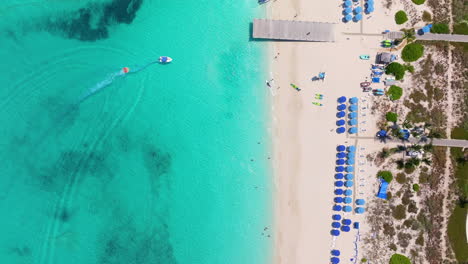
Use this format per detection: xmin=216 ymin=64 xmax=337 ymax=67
xmin=266 ymin=0 xmax=400 ymax=263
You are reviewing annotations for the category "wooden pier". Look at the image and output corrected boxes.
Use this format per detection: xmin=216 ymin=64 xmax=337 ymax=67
xmin=252 ymin=19 xmax=336 ymax=42
xmin=386 ymin=31 xmax=468 ymax=43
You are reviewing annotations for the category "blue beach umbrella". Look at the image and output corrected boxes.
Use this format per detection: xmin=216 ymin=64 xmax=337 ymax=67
xmin=343 ymin=0 xmax=352 ymax=7
xmin=331 ymin=257 xmax=341 ymax=263
xmin=337 ymin=96 xmax=347 ymax=103
xmin=346 ymin=166 xmax=354 ymax=172
xmin=348 ymin=112 xmax=358 ymax=119
xmin=344 ymin=14 xmax=353 ymax=22
xmin=337 ymin=152 xmax=346 ymax=158
xmin=343 ymin=206 xmax=352 ymax=212
xmin=335 ymin=181 xmax=344 ymax=187
xmin=333 ymin=205 xmax=342 ymax=211
xmin=332 ymin=222 xmax=342 ymax=228
xmin=337 ymin=127 xmax=346 ymax=134
xmin=344 ymin=7 xmax=352 ymax=14
xmin=336 ymin=166 xmax=345 ymax=172
xmin=342 ymin=219 xmax=352 ymax=225
xmin=331 ymin=229 xmax=341 ymax=236
xmin=336 ymin=119 xmax=346 ymax=126
xmin=337 ymin=104 xmax=346 ymax=111
xmin=348 ymin=119 xmax=358 ymax=126
xmin=345 ymin=173 xmax=354 ymax=180
xmin=341 ymin=225 xmax=351 ymax=232
xmin=337 ymin=145 xmax=346 ymax=152
xmin=349 ymin=105 xmax=358 ymax=112
xmin=348 ymin=146 xmax=356 ymax=152
xmin=344 ymin=197 xmax=352 ymax=204
xmin=349 ymin=127 xmax=358 ymax=134
xmin=337 ymin=111 xmax=346 ymax=118
xmin=347 ymin=158 xmax=355 ymax=165
xmin=349 ymin=97 xmax=358 ymax=104
xmin=345 ymin=181 xmax=354 ymax=187
xmin=335 ymin=173 xmax=344 ymax=179
xmin=356 ymin=207 xmax=365 ymax=214
xmin=367 ymin=0 xmax=375 ymax=5
xmin=332 ymin=214 xmax=342 ymax=221
xmin=344 ymin=189 xmax=352 ymax=196
xmin=347 ymin=152 xmax=355 ymax=159
xmin=334 ymin=197 xmax=344 ymax=203
xmin=356 ymin=199 xmax=365 ymax=205
xmin=365 ymin=5 xmax=375 ymax=13
xmin=335 ymin=189 xmax=344 ymax=195
xmin=354 ymin=6 xmax=363 ymax=14
xmin=336 ymin=159 xmax=345 ymax=165
xmin=354 ymin=13 xmax=363 ymax=22
xmin=331 ymin=250 xmax=341 ymax=256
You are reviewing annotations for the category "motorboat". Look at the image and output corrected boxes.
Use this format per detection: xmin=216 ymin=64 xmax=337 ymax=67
xmin=258 ymin=0 xmax=270 ymax=4
xmin=360 ymin=82 xmax=371 ymax=87
xmin=159 ymin=56 xmax=172 ymax=64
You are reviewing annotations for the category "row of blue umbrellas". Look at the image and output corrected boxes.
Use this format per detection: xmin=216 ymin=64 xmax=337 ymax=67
xmin=336 ymin=159 xmax=355 ymax=165
xmin=332 ymin=222 xmax=352 ymax=232
xmin=335 ymin=173 xmax=354 ymax=180
xmin=335 ymin=166 xmax=354 ymax=172
xmin=335 ymin=180 xmax=354 ymax=187
xmin=333 ymin=205 xmax=353 ymax=212
xmin=334 ymin=196 xmax=352 ymax=203
xmin=336 ymin=152 xmax=355 ymax=159
xmin=334 ymin=188 xmax=353 ymax=196
xmin=337 ymin=104 xmax=358 ymax=112
xmin=336 ymin=145 xmax=356 ymax=152
xmin=336 ymin=111 xmax=357 ymax=118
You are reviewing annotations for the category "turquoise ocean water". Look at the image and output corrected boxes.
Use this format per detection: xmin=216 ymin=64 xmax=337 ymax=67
xmin=0 ymin=1 xmax=271 ymax=263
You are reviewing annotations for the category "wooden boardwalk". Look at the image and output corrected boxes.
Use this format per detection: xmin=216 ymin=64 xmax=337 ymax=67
xmin=386 ymin=31 xmax=468 ymax=43
xmin=252 ymin=19 xmax=336 ymax=42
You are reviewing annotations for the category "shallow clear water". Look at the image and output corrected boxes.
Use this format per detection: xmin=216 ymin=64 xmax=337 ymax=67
xmin=0 ymin=1 xmax=271 ymax=263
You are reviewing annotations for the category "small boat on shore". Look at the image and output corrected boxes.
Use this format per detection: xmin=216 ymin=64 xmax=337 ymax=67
xmin=159 ymin=56 xmax=172 ymax=64
xmin=258 ymin=0 xmax=270 ymax=4
xmin=360 ymin=82 xmax=371 ymax=87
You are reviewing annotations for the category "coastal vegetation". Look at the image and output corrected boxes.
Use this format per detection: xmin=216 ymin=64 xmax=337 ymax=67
xmin=386 ymin=112 xmax=398 ymax=122
xmin=411 ymin=0 xmax=425 ymax=5
xmin=395 ymin=11 xmax=408 ymax=25
xmin=402 ymin=43 xmax=424 ymax=62
xmin=430 ymin=23 xmax=450 ymax=34
xmin=448 ymin=203 xmax=468 ymax=262
xmin=412 ymin=184 xmax=420 ymax=192
xmin=422 ymin=11 xmax=432 ymax=22
xmin=386 ymin=63 xmax=406 ymax=80
xmin=378 ymin=170 xmax=393 ymax=183
xmin=389 ymin=253 xmax=411 ymax=264
xmin=387 ymin=85 xmax=403 ymax=100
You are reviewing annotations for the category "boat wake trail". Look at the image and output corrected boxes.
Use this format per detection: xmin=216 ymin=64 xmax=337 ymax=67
xmin=76 ymin=61 xmax=156 ymax=105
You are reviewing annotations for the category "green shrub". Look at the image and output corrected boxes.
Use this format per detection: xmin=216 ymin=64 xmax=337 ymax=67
xmin=387 ymin=85 xmax=403 ymax=100
xmin=361 ymin=258 xmax=368 ymax=262
xmin=386 ymin=112 xmax=398 ymax=122
xmin=395 ymin=11 xmax=409 ymax=25
xmin=402 ymin=43 xmax=424 ymax=62
xmin=386 ymin=62 xmax=406 ymax=80
xmin=389 ymin=253 xmax=412 ymax=264
xmin=453 ymin=22 xmax=468 ymax=35
xmin=412 ymin=0 xmax=426 ymax=4
xmin=396 ymin=173 xmax=407 ymax=184
xmin=422 ymin=11 xmax=432 ymax=22
xmin=405 ymin=64 xmax=415 ymax=73
xmin=413 ymin=183 xmax=420 ymax=191
xmin=393 ymin=205 xmax=407 ymax=220
xmin=431 ymin=23 xmax=450 ymax=34
xmin=378 ymin=170 xmax=393 ymax=183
